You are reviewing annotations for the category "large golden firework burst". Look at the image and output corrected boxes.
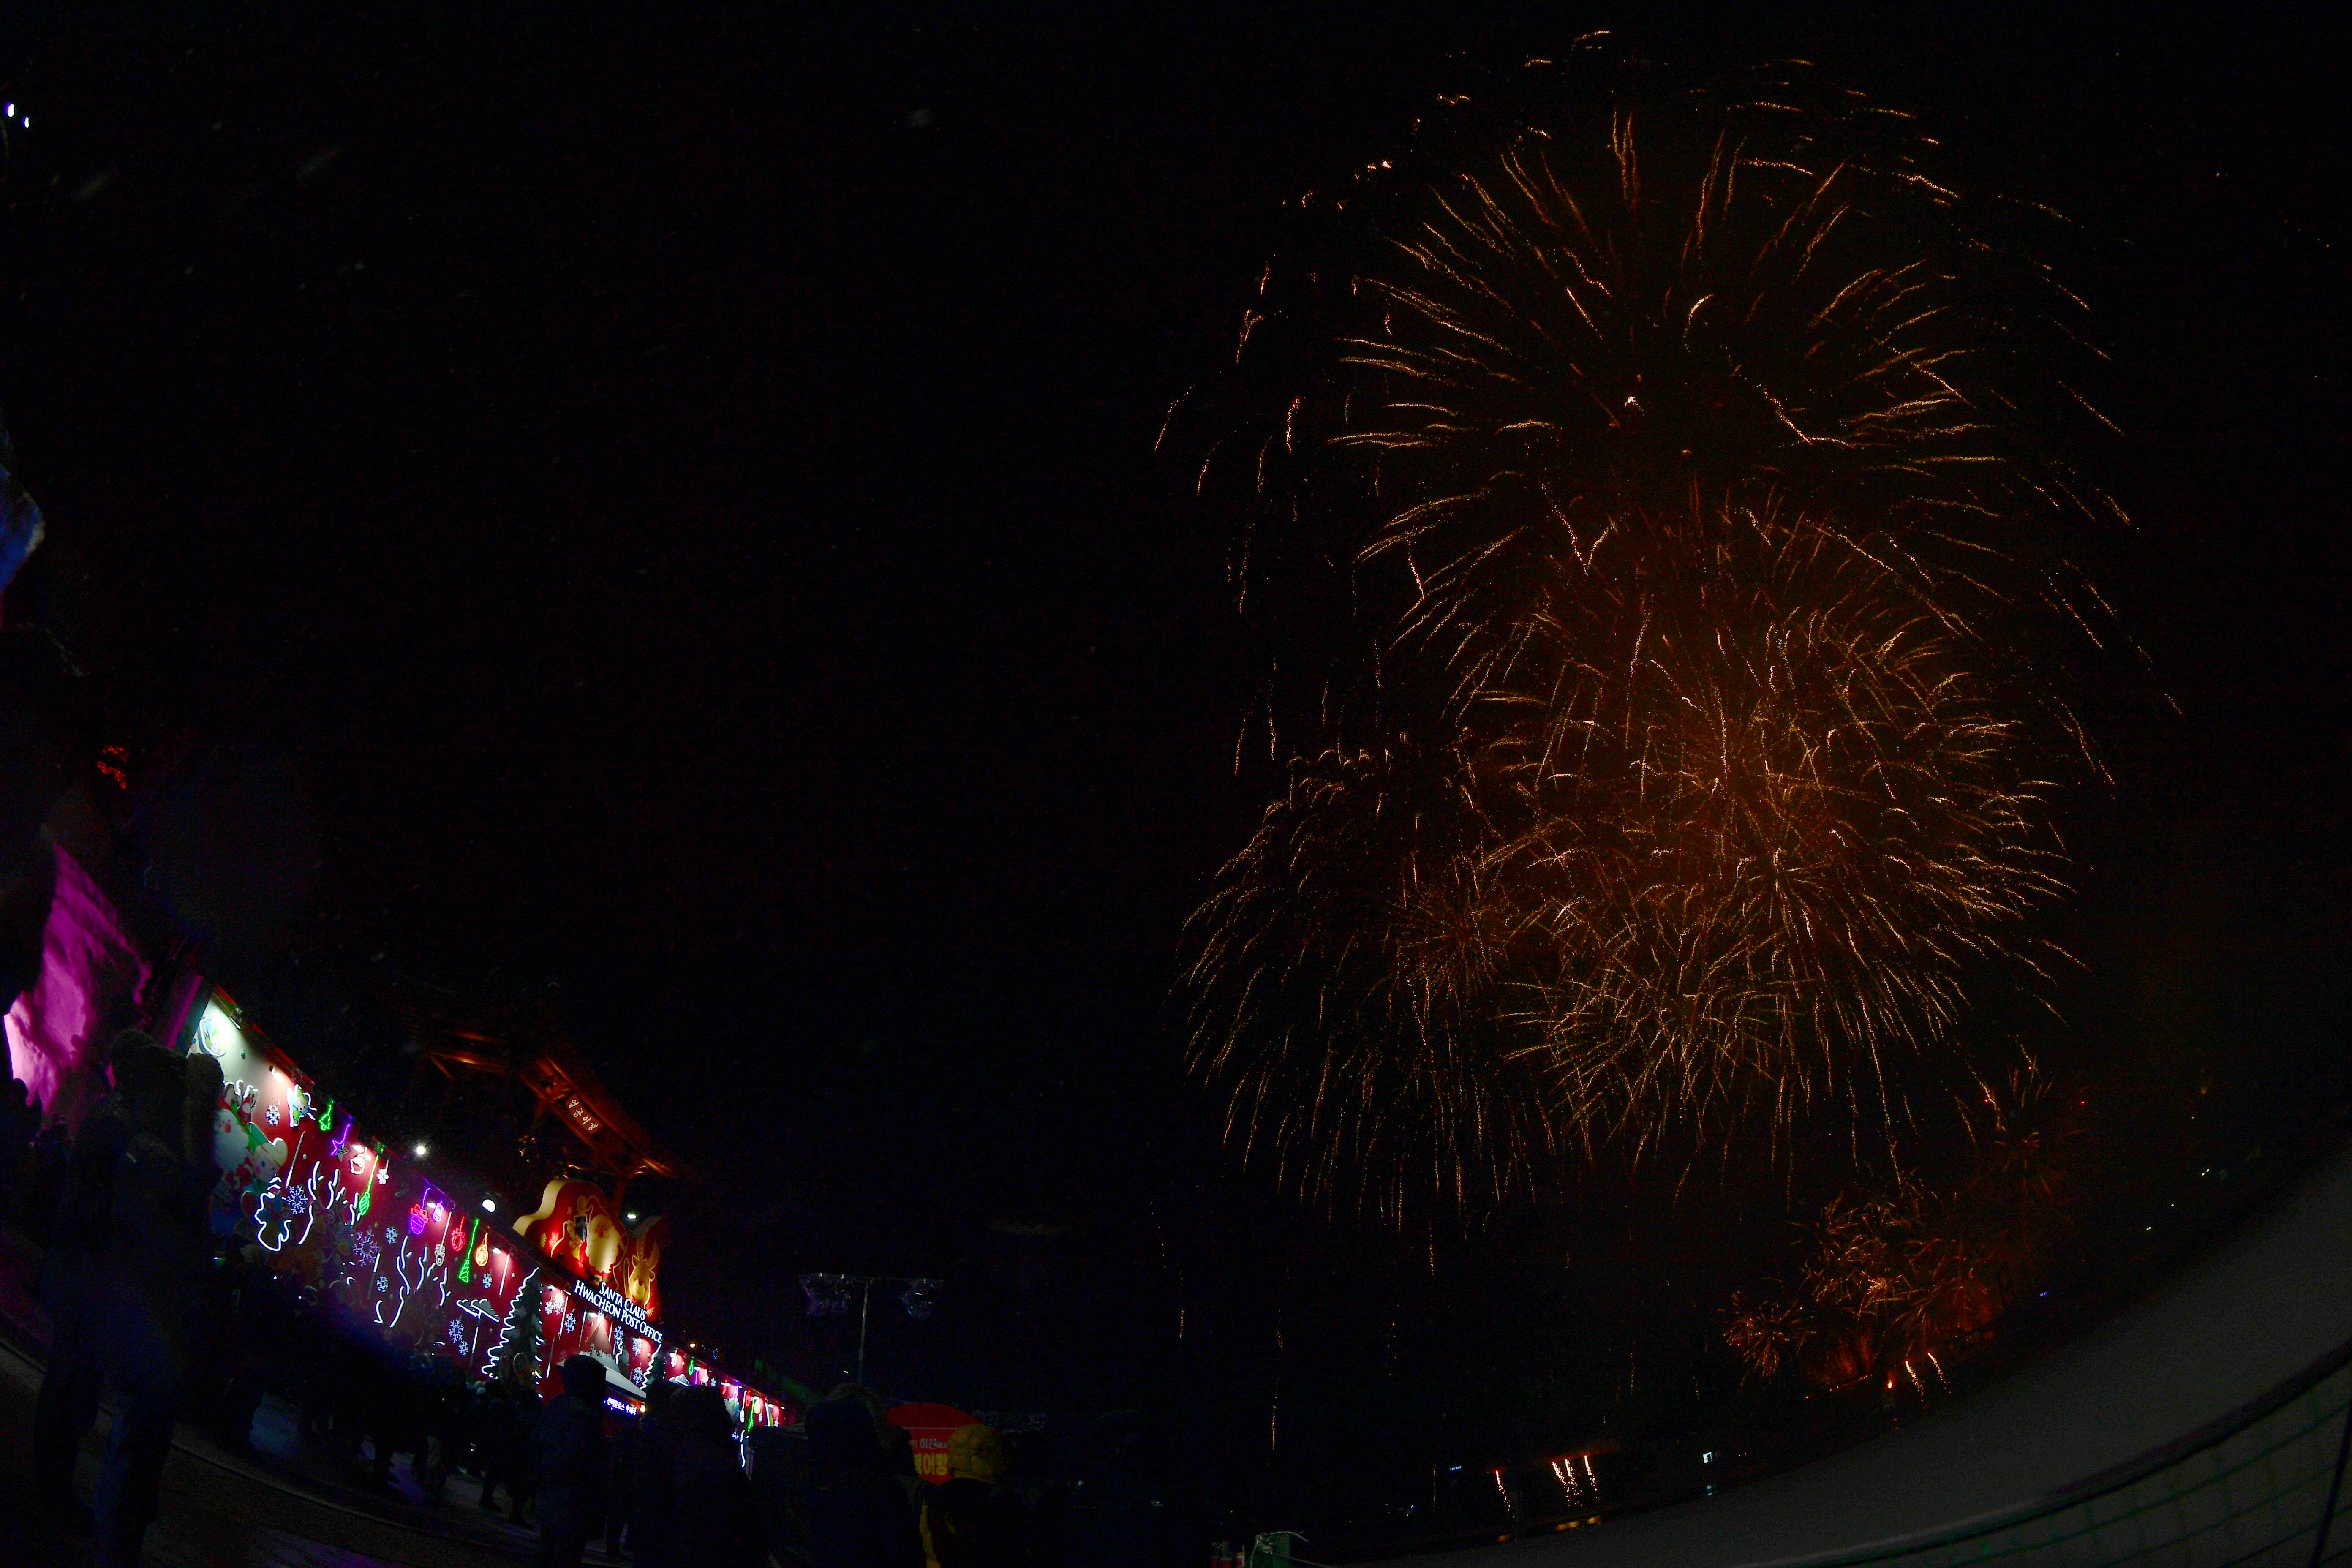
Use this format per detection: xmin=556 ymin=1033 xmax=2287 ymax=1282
xmin=1178 ymin=67 xmax=2118 ymax=1215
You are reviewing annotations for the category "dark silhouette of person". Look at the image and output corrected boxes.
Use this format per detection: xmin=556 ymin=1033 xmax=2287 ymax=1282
xmin=663 ymin=1383 xmax=765 ymax=1568
xmin=0 ymin=1075 xmax=33 ymax=1219
xmin=532 ymin=1353 xmax=611 ymax=1568
xmin=360 ymin=1340 xmax=428 ymax=1488
xmin=807 ymin=1394 xmax=924 ymax=1568
xmin=748 ymin=1417 xmax=817 ymax=1568
xmin=479 ymin=1368 xmax=539 ymax=1520
xmin=216 ymin=1257 xmax=307 ymax=1454
xmin=417 ymin=1355 xmax=470 ymax=1497
xmin=626 ymin=1376 xmax=683 ymax=1566
xmin=30 ymin=1029 xmax=151 ymax=1530
xmin=90 ymin=1044 xmax=211 ymax=1568
xmin=0 ymin=625 xmax=70 ymax=1025
xmin=27 ymin=1110 xmax=70 ymax=1243
xmin=606 ymin=1386 xmax=641 ymax=1558
xmin=883 ymin=1422 xmax=922 ymax=1504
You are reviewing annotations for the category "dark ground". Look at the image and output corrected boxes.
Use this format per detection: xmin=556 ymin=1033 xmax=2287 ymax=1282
xmin=0 ymin=1228 xmax=561 ymax=1568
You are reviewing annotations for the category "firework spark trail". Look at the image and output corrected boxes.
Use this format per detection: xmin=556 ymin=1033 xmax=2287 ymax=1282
xmin=1184 ymin=743 xmax=1562 ymax=1212
xmin=1180 ymin=76 xmax=2119 ymax=1217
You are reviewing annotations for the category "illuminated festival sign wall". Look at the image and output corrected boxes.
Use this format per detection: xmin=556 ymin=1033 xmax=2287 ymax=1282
xmin=179 ymin=992 xmax=782 ymax=1425
xmin=186 ymin=999 xmax=540 ymax=1380
xmin=572 ymin=1274 xmax=659 ymax=1343
xmin=663 ymin=1348 xmax=794 ymax=1429
xmin=513 ymin=1176 xmax=669 ymax=1323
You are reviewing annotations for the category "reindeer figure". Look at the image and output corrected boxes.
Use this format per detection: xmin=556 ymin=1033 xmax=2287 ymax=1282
xmin=299 ymin=1159 xmax=343 ymax=1247
xmin=378 ymin=1235 xmax=431 ymax=1331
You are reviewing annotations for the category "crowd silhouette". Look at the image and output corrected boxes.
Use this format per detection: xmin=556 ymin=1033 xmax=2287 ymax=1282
xmin=7 ymin=1032 xmax=1054 ymax=1567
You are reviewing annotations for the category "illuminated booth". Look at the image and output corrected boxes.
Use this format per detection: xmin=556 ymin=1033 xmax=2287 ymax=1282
xmin=890 ymin=1402 xmax=980 ymax=1484
xmin=168 ymin=983 xmax=790 ymax=1426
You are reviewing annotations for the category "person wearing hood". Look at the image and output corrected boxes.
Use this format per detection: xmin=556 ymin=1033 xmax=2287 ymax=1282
xmin=920 ymin=1424 xmax=1027 ymax=1568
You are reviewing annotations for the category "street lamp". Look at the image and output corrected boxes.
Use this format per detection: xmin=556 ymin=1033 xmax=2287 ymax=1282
xmin=799 ymin=1274 xmax=943 ymax=1385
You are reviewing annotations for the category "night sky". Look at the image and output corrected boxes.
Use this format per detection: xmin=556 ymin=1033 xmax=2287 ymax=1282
xmin=2 ymin=3 xmax=2346 ymax=1538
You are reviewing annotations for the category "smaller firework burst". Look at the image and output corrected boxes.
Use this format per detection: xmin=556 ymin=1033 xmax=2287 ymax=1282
xmin=1181 ymin=742 xmax=1560 ymax=1217
xmin=1720 ymin=1069 xmax=2087 ymax=1391
xmin=1721 ymin=1290 xmax=1813 ymax=1383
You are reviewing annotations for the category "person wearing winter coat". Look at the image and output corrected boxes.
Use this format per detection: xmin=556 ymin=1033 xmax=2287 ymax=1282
xmin=89 ymin=1045 xmax=215 ymax=1568
xmin=28 ymin=1032 xmax=143 ymax=1527
xmin=921 ymin=1424 xmax=1027 ymax=1568
xmin=625 ymin=1377 xmax=682 ymax=1565
xmin=531 ymin=1354 xmax=611 ymax=1568
xmin=666 ymin=1384 xmax=767 ymax=1568
xmin=807 ymin=1395 xmax=924 ymax=1568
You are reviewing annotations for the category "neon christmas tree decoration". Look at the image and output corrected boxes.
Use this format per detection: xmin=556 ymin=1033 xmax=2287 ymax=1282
xmin=484 ymin=1268 xmax=543 ymax=1384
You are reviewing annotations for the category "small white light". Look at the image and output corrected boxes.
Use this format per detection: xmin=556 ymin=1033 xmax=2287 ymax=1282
xmin=482 ymin=1198 xmax=497 ymax=1213
xmin=414 ymin=1142 xmax=428 ymax=1157
xmin=625 ymin=1212 xmax=639 ymax=1223
xmin=1702 ymin=1451 xmax=1714 ymax=1463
